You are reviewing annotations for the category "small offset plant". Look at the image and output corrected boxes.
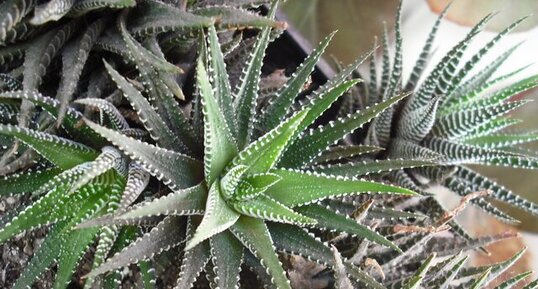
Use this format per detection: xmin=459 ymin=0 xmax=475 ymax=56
xmin=0 ymin=0 xmax=537 ymax=288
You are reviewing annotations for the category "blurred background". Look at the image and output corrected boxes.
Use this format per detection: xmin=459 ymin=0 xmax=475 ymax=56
xmin=280 ymin=0 xmax=538 ymax=278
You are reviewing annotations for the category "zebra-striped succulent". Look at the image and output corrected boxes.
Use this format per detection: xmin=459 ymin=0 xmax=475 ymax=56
xmin=334 ymin=2 xmax=538 ymax=227
xmin=0 ymin=0 xmax=537 ymax=288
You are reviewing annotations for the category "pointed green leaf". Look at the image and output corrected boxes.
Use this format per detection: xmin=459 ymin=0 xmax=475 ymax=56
xmin=269 ymin=222 xmax=386 ymax=289
xmin=175 ymin=221 xmax=211 ymax=289
xmin=53 ymin=228 xmax=99 ymax=289
xmin=209 ymin=231 xmax=243 ymax=289
xmin=127 ymin=0 xmax=214 ymax=37
xmin=12 ymin=221 xmax=66 ymax=289
xmin=464 ymin=132 xmax=538 ymax=149
xmin=259 ymin=31 xmax=336 ymax=131
xmin=265 ymin=168 xmax=416 ymax=207
xmin=102 ymin=60 xmax=184 ymax=152
xmin=234 ymin=172 xmax=281 ymax=201
xmin=186 ymin=182 xmax=240 ymax=250
xmin=0 ymin=90 xmax=103 ymax=145
xmin=234 ymin=1 xmax=277 ymax=148
xmin=232 ymin=194 xmax=315 ymax=225
xmin=232 ymin=109 xmax=308 ymax=174
xmin=281 ymin=92 xmax=407 ymax=167
xmin=68 ymin=0 xmax=135 ymax=16
xmin=494 ymin=271 xmax=531 ymax=289
xmin=0 ymin=124 xmax=97 ymax=169
xmin=0 ymin=167 xmax=62 ymax=195
xmin=297 ymin=203 xmax=400 ymax=252
xmin=192 ymin=5 xmax=283 ymax=30
xmin=86 ymin=120 xmax=203 ymax=190
xmin=207 ymin=25 xmax=236 ymax=137
xmin=469 ymin=268 xmax=492 ymax=289
xmin=197 ymin=56 xmax=238 ymax=185
xmin=523 ymin=278 xmax=538 ymax=289
xmin=312 ymin=159 xmax=436 ymax=178
xmin=312 ymin=145 xmax=384 ymax=164
xmin=402 ymin=253 xmax=436 ymax=289
xmin=231 ymin=216 xmax=291 ymax=289
xmin=118 ymin=184 xmax=207 ymax=221
xmin=90 ymin=216 xmax=185 ymax=276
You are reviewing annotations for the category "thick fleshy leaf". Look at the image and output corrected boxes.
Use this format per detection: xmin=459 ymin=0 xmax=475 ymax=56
xmin=232 ymin=194 xmax=315 ymax=225
xmin=463 ymin=132 xmax=538 ymax=149
xmin=138 ymin=261 xmax=156 ymax=289
xmin=185 ymin=182 xmax=240 ymax=250
xmin=0 ymin=167 xmax=62 ymax=195
xmin=270 ymin=222 xmax=332 ymax=263
xmin=259 ymin=31 xmax=336 ymax=131
xmin=53 ymin=228 xmax=99 ymax=289
xmin=20 ymin=20 xmax=78 ymax=125
xmin=405 ymin=13 xmax=494 ymax=113
xmin=523 ymin=278 xmax=538 ymax=289
xmin=197 ymin=56 xmax=237 ymax=185
xmin=265 ymin=169 xmax=416 ymax=207
xmin=432 ymin=101 xmax=529 ymax=139
xmin=442 ymin=71 xmax=538 ymax=115
xmin=332 ymin=246 xmax=353 ymax=289
xmin=312 ymin=159 xmax=436 ymax=178
xmin=175 ymin=220 xmax=211 ymax=289
xmin=12 ymin=185 xmax=116 ymax=289
xmin=432 ymin=256 xmax=468 ymax=289
xmin=127 ymin=0 xmax=214 ymax=36
xmin=281 ymin=92 xmax=407 ymax=167
xmin=231 ymin=216 xmax=291 ymax=289
xmin=118 ymin=13 xmax=198 ymax=156
xmin=469 ymin=268 xmax=492 ymax=289
xmin=495 ymin=271 xmax=533 ymax=289
xmin=89 ymin=216 xmax=185 ymax=276
xmin=233 ymin=172 xmax=281 ymax=201
xmin=102 ymin=60 xmax=184 ymax=152
xmin=11 ymin=221 xmax=66 ymax=289
xmin=56 ymin=18 xmax=105 ymax=123
xmin=209 ymin=231 xmax=243 ymax=289
xmin=0 ymin=90 xmax=102 ymax=144
xmin=233 ymin=1 xmax=277 ymax=148
xmin=207 ymin=25 xmax=235 ymax=137
xmin=401 ymin=253 xmax=436 ymax=289
xmin=0 ymin=0 xmax=36 ymax=44
xmin=405 ymin=2 xmax=450 ymax=90
xmin=425 ymin=137 xmax=538 ymax=170
xmin=86 ymin=120 xmax=203 ymax=190
xmin=68 ymin=146 xmax=125 ymax=194
xmin=192 ymin=5 xmax=283 ymax=30
xmin=68 ymin=0 xmax=135 ymax=16
xmin=117 ymin=162 xmax=149 ymax=211
xmin=117 ymin=183 xmax=207 ymax=219
xmin=0 ymin=181 xmax=113 ymax=244
xmin=457 ymin=248 xmax=526 ymax=287
xmin=0 ymin=124 xmax=97 ymax=169
xmin=232 ymin=110 xmax=308 ymax=174
xmin=311 ymin=145 xmax=384 ymax=164
xmin=75 ymin=98 xmax=129 ymax=130
xmin=35 ymin=0 xmax=88 ymax=69
xmin=296 ymin=203 xmax=400 ymax=252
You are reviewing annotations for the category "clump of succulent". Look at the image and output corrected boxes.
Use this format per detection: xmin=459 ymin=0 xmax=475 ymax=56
xmin=79 ymin=5 xmax=420 ymax=288
xmin=338 ymin=3 xmax=538 ymax=224
xmin=0 ymin=0 xmax=537 ymax=288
